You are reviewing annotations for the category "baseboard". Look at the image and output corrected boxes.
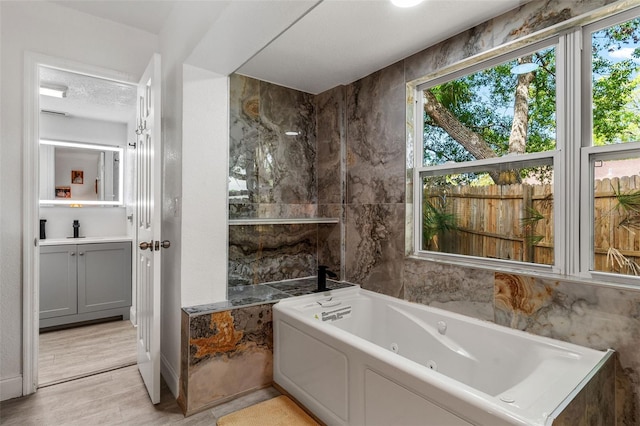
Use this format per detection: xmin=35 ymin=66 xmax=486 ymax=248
xmin=0 ymin=375 xmax=23 ymax=401
xmin=161 ymin=353 xmax=179 ymax=398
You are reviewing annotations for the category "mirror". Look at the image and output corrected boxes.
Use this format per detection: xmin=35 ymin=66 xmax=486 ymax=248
xmin=39 ymin=139 xmax=124 ymax=206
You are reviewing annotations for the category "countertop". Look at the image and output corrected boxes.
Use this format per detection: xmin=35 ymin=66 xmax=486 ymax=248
xmin=39 ymin=236 xmax=133 ymax=246
xmin=182 ymin=277 xmax=356 ymax=316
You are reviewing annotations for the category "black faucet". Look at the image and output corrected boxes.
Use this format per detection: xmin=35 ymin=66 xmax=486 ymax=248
xmin=73 ymin=220 xmax=80 ymax=238
xmin=316 ymin=265 xmax=338 ymax=292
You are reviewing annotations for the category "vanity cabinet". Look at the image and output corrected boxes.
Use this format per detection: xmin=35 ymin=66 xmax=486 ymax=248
xmin=39 ymin=241 xmax=132 ymax=328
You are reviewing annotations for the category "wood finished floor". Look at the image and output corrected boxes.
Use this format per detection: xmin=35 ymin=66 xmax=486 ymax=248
xmin=3 ymin=319 xmax=283 ymax=425
xmin=1 ymin=365 xmax=281 ymax=425
xmin=38 ymin=320 xmax=137 ymax=386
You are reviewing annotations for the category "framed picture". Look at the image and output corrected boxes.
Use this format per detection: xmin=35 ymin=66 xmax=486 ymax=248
xmin=71 ymin=170 xmax=84 ymax=184
xmin=55 ymin=186 xmax=71 ymax=198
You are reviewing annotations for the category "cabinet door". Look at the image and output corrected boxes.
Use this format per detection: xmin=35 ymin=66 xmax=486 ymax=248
xmin=40 ymin=245 xmax=78 ymax=318
xmin=78 ymin=242 xmax=132 ymax=314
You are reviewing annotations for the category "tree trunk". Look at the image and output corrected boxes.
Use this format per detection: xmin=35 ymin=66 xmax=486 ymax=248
xmin=509 ymin=55 xmax=535 ymax=155
xmin=423 ymin=55 xmax=536 ymax=185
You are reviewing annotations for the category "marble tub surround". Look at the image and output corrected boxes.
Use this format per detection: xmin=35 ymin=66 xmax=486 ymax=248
xmin=403 ymin=257 xmax=494 ymax=322
xmin=403 ymin=258 xmax=639 ymax=424
xmin=552 ymin=352 xmax=616 ymax=425
xmin=178 ymin=278 xmax=355 ymax=415
xmin=183 ymin=278 xmax=354 ymax=316
xmin=178 ymin=303 xmax=274 ymax=416
xmin=494 ymin=272 xmax=640 ymax=423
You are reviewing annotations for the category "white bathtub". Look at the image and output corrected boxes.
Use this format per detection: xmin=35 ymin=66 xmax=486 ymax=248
xmin=273 ymin=286 xmax=613 ymax=426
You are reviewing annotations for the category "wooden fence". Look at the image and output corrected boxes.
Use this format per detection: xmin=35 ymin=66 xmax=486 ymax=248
xmin=424 ymin=175 xmax=640 ymax=275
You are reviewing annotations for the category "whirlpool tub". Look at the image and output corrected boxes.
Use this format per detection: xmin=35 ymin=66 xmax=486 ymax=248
xmin=273 ymin=286 xmax=613 ymax=425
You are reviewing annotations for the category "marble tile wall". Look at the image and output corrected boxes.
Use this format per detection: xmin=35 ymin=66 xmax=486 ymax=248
xmin=229 ymin=75 xmax=341 ymax=286
xmin=178 ymin=304 xmax=273 ymax=415
xmin=228 ymin=224 xmax=318 ymax=286
xmin=344 ymin=62 xmax=407 ymax=297
xmin=229 ymin=74 xmax=316 ymax=214
xmin=316 ymin=86 xmax=346 ymax=277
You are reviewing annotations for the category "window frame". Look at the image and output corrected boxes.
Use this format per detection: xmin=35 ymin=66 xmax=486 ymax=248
xmin=578 ymin=9 xmax=640 ymax=284
xmin=413 ymin=38 xmax=565 ymax=275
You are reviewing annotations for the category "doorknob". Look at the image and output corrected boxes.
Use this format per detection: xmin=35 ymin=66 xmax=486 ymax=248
xmin=153 ymin=240 xmax=171 ymax=251
xmin=139 ymin=241 xmax=152 ymax=250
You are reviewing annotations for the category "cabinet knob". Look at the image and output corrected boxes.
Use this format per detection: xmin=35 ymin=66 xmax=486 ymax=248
xmin=70 ymin=251 xmax=75 ymax=256
xmin=79 ymin=252 xmax=85 ymax=256
xmin=161 ymin=240 xmax=171 ymax=249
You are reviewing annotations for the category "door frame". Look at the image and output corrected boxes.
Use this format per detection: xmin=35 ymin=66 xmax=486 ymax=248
xmin=22 ymin=52 xmax=137 ymax=395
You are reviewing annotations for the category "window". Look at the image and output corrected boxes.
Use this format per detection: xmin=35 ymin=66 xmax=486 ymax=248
xmin=416 ymin=43 xmax=559 ymax=270
xmin=581 ymin=14 xmax=640 ymax=280
xmin=414 ymin=9 xmax=640 ymax=282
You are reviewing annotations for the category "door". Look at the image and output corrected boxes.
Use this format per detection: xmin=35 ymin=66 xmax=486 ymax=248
xmin=136 ymin=53 xmax=162 ymax=404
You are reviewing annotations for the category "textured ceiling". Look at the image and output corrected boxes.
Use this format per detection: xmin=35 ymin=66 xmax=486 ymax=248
xmin=39 ymin=67 xmax=137 ymax=123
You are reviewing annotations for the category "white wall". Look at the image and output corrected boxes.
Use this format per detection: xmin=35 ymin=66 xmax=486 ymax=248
xmin=0 ymin=1 xmax=158 ymax=400
xmin=181 ymin=65 xmax=229 ymax=307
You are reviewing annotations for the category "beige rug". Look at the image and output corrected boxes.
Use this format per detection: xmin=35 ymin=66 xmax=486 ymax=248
xmin=216 ymin=395 xmax=320 ymax=426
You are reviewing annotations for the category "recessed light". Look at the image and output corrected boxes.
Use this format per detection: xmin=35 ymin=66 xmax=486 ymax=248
xmin=390 ymin=0 xmax=424 ymax=7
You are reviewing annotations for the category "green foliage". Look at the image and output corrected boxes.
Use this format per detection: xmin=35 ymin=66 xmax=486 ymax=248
xmin=612 ymin=181 xmax=640 ymax=232
xmin=613 ymin=180 xmax=640 ymax=213
xmin=422 ymin=193 xmax=457 ymax=250
xmin=520 ymin=207 xmax=545 ymax=246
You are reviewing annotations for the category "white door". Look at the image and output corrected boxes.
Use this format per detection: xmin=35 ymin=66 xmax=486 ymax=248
xmin=136 ymin=53 xmax=163 ymax=404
